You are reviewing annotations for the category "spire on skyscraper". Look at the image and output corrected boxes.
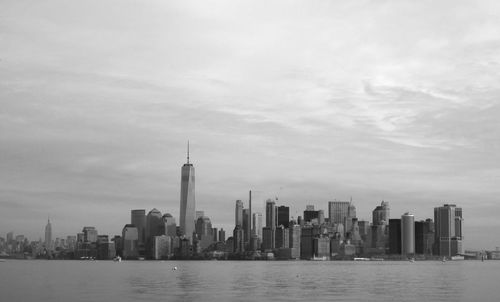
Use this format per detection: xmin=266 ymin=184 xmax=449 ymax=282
xmin=187 ymin=140 xmax=190 ymax=164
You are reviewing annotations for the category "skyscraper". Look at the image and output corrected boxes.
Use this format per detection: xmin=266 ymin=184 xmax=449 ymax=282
xmin=146 ymin=208 xmax=163 ymax=257
xmin=265 ymin=199 xmax=276 ymax=228
xmin=277 ymin=206 xmax=290 ymax=228
xmin=252 ymin=212 xmax=263 ymax=240
xmin=235 ymin=200 xmax=243 ymax=227
xmin=162 ymin=213 xmax=177 ymax=237
xmin=389 ymin=219 xmax=401 ymax=255
xmin=122 ymin=224 xmax=139 ymax=259
xmin=131 ymin=209 xmax=146 ymax=248
xmin=44 ymin=218 xmax=52 ymax=250
xmin=180 ymin=142 xmax=196 ymax=240
xmin=372 ymin=201 xmax=390 ymax=226
xmin=401 ymin=213 xmax=415 ymax=257
xmin=243 ymin=208 xmax=250 ymax=243
xmin=434 ymin=204 xmax=463 ymax=257
xmin=328 ymin=201 xmax=350 ymax=225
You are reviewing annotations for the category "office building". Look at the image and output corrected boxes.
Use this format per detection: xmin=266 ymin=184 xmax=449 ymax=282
xmin=277 ymin=206 xmax=290 ymax=228
xmin=233 ymin=225 xmax=245 ymax=254
xmin=162 ymin=213 xmax=177 ymax=237
xmin=153 ymin=235 xmax=172 ymax=260
xmin=434 ymin=204 xmax=463 ymax=257
xmin=262 ymin=227 xmax=275 ymax=250
xmin=122 ymin=224 xmax=139 ymax=259
xmin=195 ymin=216 xmax=213 ymax=250
xmin=303 ymin=205 xmax=319 ymax=223
xmin=289 ymin=224 xmax=301 ymax=259
xmin=415 ymin=219 xmax=435 ymax=255
xmin=401 ymin=213 xmax=415 ymax=257
xmin=300 ymin=226 xmax=314 ymax=259
xmin=179 ymin=142 xmax=196 ymax=240
xmin=219 ymin=228 xmax=226 ymax=242
xmin=235 ymin=200 xmax=243 ymax=227
xmin=275 ymin=225 xmax=289 ymax=249
xmin=44 ymin=218 xmax=52 ymax=250
xmin=82 ymin=226 xmax=98 ymax=243
xmin=389 ymin=219 xmax=401 ymax=255
xmin=313 ymin=237 xmax=330 ymax=258
xmin=266 ymin=199 xmax=276 ymax=228
xmin=328 ymin=201 xmax=350 ymax=225
xmin=252 ymin=212 xmax=263 ymax=240
xmin=243 ymin=208 xmax=250 ymax=243
xmin=146 ymin=208 xmax=163 ymax=257
xmin=372 ymin=201 xmax=390 ymax=225
xmin=131 ymin=209 xmax=146 ymax=249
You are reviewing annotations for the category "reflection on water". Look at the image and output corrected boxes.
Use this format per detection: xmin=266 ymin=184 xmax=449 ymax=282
xmin=0 ymin=260 xmax=498 ymax=302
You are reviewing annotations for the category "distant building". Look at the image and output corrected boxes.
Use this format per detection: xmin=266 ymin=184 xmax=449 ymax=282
xmin=318 ymin=210 xmax=325 ymax=225
xmin=275 ymin=226 xmax=289 ymax=249
xmin=266 ymin=199 xmax=276 ymax=228
xmin=131 ymin=209 xmax=146 ymax=250
xmin=82 ymin=226 xmax=98 ymax=243
xmin=415 ymin=219 xmax=434 ymax=255
xmin=235 ymin=200 xmax=244 ymax=227
xmin=162 ymin=213 xmax=177 ymax=237
xmin=212 ymin=228 xmax=218 ymax=242
xmin=314 ymin=237 xmax=330 ymax=258
xmin=233 ymin=225 xmax=245 ymax=254
xmin=218 ymin=228 xmax=226 ymax=242
xmin=303 ymin=205 xmax=319 ymax=223
xmin=153 ymin=235 xmax=172 ymax=260
xmin=434 ymin=204 xmax=463 ymax=257
xmin=122 ymin=224 xmax=139 ymax=259
xmin=372 ymin=201 xmax=390 ymax=226
xmin=252 ymin=212 xmax=263 ymax=240
xmin=277 ymin=206 xmax=290 ymax=228
xmin=328 ymin=201 xmax=350 ymax=225
xmin=44 ymin=218 xmax=52 ymax=250
xmin=262 ymin=227 xmax=275 ymax=250
xmin=401 ymin=213 xmax=415 ymax=257
xmin=146 ymin=208 xmax=163 ymax=258
xmin=389 ymin=219 xmax=401 ymax=255
xmin=195 ymin=216 xmax=213 ymax=250
xmin=179 ymin=143 xmax=196 ymax=240
xmin=289 ymin=224 xmax=301 ymax=259
xmin=243 ymin=209 xmax=250 ymax=244
xmin=300 ymin=226 xmax=314 ymax=259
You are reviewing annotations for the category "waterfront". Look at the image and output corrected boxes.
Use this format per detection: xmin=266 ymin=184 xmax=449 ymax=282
xmin=1 ymin=260 xmax=499 ymax=302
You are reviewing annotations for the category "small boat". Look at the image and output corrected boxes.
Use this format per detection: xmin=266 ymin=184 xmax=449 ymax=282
xmin=113 ymin=256 xmax=122 ymax=262
xmin=354 ymin=258 xmax=370 ymax=261
xmin=409 ymin=258 xmax=415 ymax=263
xmin=442 ymin=257 xmax=447 ymax=262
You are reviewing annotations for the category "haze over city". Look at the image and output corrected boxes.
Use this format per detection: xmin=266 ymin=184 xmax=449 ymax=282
xmin=1 ymin=0 xmax=500 ymax=250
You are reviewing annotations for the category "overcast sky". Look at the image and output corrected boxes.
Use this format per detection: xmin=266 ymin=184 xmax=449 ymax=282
xmin=1 ymin=0 xmax=499 ymax=249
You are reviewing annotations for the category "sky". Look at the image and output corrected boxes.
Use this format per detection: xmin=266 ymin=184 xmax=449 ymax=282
xmin=1 ymin=0 xmax=499 ymax=249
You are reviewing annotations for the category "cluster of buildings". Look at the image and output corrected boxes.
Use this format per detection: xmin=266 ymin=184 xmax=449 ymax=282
xmin=1 ymin=146 xmax=498 ymax=261
xmin=227 ymin=199 xmax=465 ymax=260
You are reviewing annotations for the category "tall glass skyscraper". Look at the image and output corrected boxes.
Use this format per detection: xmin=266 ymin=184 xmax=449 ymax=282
xmin=179 ymin=142 xmax=196 ymax=240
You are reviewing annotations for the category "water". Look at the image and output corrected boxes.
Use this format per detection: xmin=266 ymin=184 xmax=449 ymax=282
xmin=1 ymin=260 xmax=498 ymax=301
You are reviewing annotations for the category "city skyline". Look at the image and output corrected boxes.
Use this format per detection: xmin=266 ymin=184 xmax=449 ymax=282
xmin=2 ymin=0 xmax=500 ymax=250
